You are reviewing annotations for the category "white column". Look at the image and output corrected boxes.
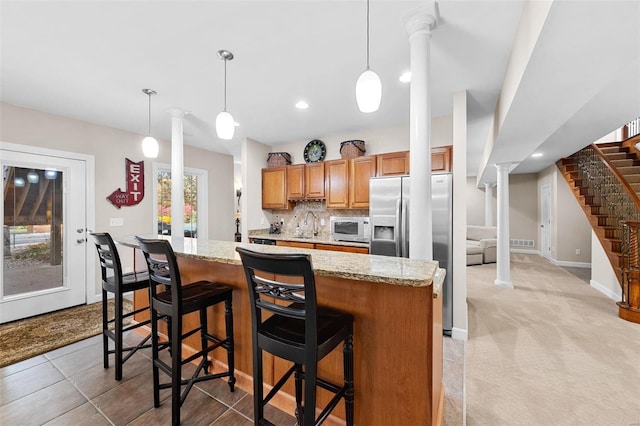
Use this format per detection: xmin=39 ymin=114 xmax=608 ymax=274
xmin=494 ymin=163 xmax=513 ymax=288
xmin=170 ymin=108 xmax=185 ymax=238
xmin=484 ymin=182 xmax=495 ymax=227
xmin=404 ymin=3 xmax=439 ymax=260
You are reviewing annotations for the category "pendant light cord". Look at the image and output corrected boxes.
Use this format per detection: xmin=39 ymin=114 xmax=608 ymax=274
xmin=147 ymin=93 xmax=152 ymax=136
xmin=366 ymin=0 xmax=370 ymax=70
xmin=224 ymin=58 xmax=228 ymax=112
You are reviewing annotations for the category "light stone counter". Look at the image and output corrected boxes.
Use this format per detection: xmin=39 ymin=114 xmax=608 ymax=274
xmin=115 ymin=235 xmax=444 ymax=292
xmin=248 ymin=230 xmax=370 ymax=249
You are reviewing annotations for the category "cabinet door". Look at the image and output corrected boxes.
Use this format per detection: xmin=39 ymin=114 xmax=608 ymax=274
xmin=305 ymin=162 xmax=325 ymax=199
xmin=350 ymin=156 xmax=376 ymax=208
xmin=262 ymin=167 xmax=289 ymax=210
xmin=315 ymin=243 xmax=369 ymax=254
xmin=276 ymin=240 xmax=315 ymax=249
xmin=286 ymin=164 xmax=305 ymax=200
xmin=377 ymin=151 xmax=409 ymax=176
xmin=431 ymin=146 xmax=452 ymax=172
xmin=325 ymin=159 xmax=349 ymax=209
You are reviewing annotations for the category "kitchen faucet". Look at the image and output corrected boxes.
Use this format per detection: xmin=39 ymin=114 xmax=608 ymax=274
xmin=304 ymin=211 xmax=318 ymax=236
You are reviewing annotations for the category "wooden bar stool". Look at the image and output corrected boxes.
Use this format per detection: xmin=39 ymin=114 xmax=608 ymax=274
xmin=91 ymin=232 xmax=153 ymax=381
xmin=136 ymin=236 xmax=235 ymax=426
xmin=236 ymin=247 xmax=354 ymax=426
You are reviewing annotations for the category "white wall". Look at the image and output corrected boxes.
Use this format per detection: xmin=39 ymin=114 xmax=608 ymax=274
xmin=590 ymin=230 xmax=622 ymax=300
xmin=0 ymin=102 xmax=235 ymax=300
xmin=241 ymin=137 xmax=271 ymax=239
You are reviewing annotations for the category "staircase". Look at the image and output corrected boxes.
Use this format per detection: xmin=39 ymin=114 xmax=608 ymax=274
xmin=557 ymin=141 xmax=640 ymax=324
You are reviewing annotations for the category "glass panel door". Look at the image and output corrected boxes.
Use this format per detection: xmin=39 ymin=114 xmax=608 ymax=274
xmin=1 ymin=151 xmax=86 ymax=323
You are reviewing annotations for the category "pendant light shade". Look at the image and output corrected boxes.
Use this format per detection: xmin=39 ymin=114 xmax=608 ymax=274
xmin=356 ymin=0 xmax=381 ymax=113
xmin=216 ymin=50 xmax=235 ymax=140
xmin=141 ymin=88 xmax=159 ymax=158
xmin=216 ymin=111 xmax=235 ymax=140
xmin=356 ymin=69 xmax=382 ymax=113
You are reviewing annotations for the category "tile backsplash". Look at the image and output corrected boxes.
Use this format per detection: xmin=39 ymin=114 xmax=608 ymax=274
xmin=269 ymin=201 xmax=368 ymax=236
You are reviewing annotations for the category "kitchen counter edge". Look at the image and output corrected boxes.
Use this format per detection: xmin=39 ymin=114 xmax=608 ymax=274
xmin=116 ymin=235 xmax=439 ymax=289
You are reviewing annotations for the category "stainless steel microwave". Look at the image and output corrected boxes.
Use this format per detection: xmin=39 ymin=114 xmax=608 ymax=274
xmin=329 ymin=216 xmax=370 ymax=243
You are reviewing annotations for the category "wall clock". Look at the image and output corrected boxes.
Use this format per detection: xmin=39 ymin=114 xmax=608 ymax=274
xmin=303 ymin=139 xmax=326 ymax=163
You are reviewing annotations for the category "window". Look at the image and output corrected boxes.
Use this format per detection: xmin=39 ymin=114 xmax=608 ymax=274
xmin=153 ymin=164 xmax=207 ymax=238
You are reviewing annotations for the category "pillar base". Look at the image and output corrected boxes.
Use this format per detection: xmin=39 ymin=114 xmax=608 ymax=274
xmin=494 ymin=279 xmax=514 ymax=289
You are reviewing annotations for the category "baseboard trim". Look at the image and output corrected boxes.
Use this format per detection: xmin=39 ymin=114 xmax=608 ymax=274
xmin=548 ymin=258 xmax=592 ymax=268
xmin=510 ymin=248 xmax=541 ymax=255
xmin=451 ymin=327 xmax=468 ymax=341
xmin=589 ymin=279 xmax=621 ymax=301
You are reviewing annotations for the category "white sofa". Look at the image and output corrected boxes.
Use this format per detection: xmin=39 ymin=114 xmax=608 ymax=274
xmin=467 ymin=225 xmax=497 ymax=265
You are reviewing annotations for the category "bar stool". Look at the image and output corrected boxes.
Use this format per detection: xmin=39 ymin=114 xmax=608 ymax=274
xmin=136 ymin=236 xmax=235 ymax=426
xmin=91 ymin=232 xmax=153 ymax=381
xmin=236 ymin=247 xmax=354 ymax=426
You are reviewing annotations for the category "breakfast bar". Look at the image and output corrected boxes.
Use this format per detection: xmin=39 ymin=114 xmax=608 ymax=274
xmin=116 ymin=235 xmax=445 ymax=425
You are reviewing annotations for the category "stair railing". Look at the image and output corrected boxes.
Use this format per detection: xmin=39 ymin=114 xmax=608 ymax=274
xmin=570 ymin=145 xmax=640 ymax=320
xmin=620 ymin=221 xmax=640 ymax=313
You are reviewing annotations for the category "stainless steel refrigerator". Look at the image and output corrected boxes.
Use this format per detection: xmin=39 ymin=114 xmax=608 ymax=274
xmin=369 ymin=173 xmax=453 ymax=334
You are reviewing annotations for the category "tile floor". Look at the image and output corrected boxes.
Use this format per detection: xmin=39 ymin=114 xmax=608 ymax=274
xmin=0 ymin=332 xmax=464 ymax=425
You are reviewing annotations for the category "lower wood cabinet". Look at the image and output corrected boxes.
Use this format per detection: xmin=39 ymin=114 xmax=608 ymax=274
xmin=275 ymin=239 xmax=368 ymax=253
xmin=276 ymin=240 xmax=315 ymax=249
xmin=315 ymin=243 xmax=369 ymax=254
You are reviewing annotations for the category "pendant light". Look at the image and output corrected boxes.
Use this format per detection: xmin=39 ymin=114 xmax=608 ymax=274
xmin=355 ymin=0 xmax=382 ymax=113
xmin=141 ymin=88 xmax=159 ymax=158
xmin=216 ymin=50 xmax=235 ymax=140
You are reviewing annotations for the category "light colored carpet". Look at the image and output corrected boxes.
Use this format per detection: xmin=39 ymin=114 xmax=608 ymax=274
xmin=466 ymin=254 xmax=640 ymax=425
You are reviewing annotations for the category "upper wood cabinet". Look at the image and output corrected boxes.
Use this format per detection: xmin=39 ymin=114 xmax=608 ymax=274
xmin=431 ymin=146 xmax=452 ymax=172
xmin=305 ymin=162 xmax=325 ymax=199
xmin=376 ymin=146 xmax=453 ymax=176
xmin=349 ymin=156 xmax=376 ymax=209
xmin=286 ymin=163 xmax=325 ymax=200
xmin=286 ymin=164 xmax=305 ymax=200
xmin=325 ymin=159 xmax=350 ymax=209
xmin=377 ymin=151 xmax=409 ymax=176
xmin=262 ymin=167 xmax=290 ymax=210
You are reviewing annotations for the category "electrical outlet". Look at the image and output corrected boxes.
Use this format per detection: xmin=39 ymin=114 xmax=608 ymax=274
xmin=320 ymin=218 xmax=325 ymax=226
xmin=109 ymin=217 xmax=123 ymax=226
xmin=576 ymin=248 xmax=581 ymax=255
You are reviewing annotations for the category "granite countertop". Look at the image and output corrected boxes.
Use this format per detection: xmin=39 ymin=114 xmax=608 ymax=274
xmin=116 ymin=235 xmax=443 ymax=292
xmin=248 ymin=231 xmax=370 ymax=248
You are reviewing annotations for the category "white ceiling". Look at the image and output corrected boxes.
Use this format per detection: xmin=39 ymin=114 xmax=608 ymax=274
xmin=1 ymin=1 xmax=639 ymax=183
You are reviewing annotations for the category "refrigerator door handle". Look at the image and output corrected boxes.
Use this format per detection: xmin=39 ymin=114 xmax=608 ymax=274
xmin=401 ymin=198 xmax=409 ymax=258
xmin=395 ymin=199 xmax=402 ymax=257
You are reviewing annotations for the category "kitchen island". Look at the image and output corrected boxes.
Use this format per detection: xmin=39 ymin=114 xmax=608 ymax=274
xmin=116 ymin=235 xmax=445 ymax=425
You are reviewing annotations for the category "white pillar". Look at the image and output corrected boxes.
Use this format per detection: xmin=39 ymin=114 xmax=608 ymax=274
xmin=494 ymin=163 xmax=513 ymax=288
xmin=404 ymin=3 xmax=439 ymax=260
xmin=484 ymin=182 xmax=495 ymax=227
xmin=170 ymin=108 xmax=185 ymax=238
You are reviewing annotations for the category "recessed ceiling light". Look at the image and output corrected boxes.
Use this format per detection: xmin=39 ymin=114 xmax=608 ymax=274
xmin=531 ymin=152 xmax=543 ymax=158
xmin=399 ymin=71 xmax=411 ymax=83
xmin=295 ymin=100 xmax=309 ymax=110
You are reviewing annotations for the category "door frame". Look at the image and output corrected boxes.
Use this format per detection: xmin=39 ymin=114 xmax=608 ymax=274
xmin=540 ymin=184 xmax=551 ymax=260
xmin=152 ymin=162 xmax=209 ymax=239
xmin=1 ymin=141 xmax=97 ymax=304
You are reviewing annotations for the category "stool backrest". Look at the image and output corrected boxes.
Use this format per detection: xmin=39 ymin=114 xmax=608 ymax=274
xmin=135 ymin=237 xmax=182 ymax=304
xmin=91 ymin=232 xmax=124 ymax=286
xmin=235 ymin=247 xmax=318 ymax=341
